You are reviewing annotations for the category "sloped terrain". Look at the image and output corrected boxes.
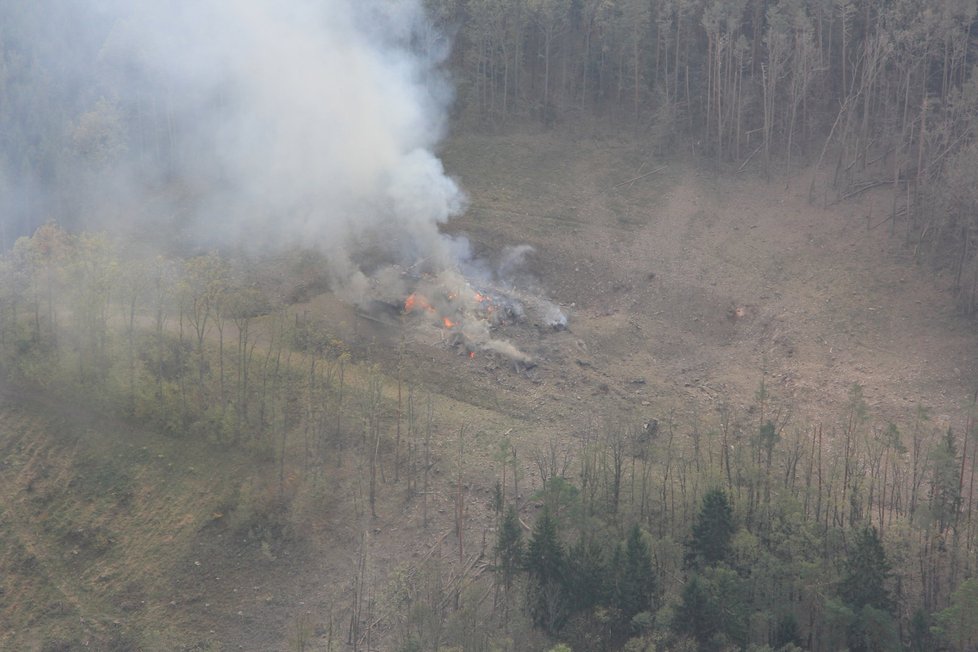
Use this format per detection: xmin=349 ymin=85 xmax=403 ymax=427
xmin=2 ymin=129 xmax=977 ymax=650
xmin=437 ymin=130 xmax=978 ymax=427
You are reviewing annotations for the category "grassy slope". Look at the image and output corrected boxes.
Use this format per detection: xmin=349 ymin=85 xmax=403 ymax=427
xmin=0 ymin=328 xmax=530 ymax=650
xmin=0 ymin=387 xmax=242 ymax=648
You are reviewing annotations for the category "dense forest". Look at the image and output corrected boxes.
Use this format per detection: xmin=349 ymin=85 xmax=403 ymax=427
xmin=4 ymin=0 xmax=978 ymax=651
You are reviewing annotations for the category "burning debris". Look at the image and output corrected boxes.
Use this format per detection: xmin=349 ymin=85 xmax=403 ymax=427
xmin=355 ymin=244 xmax=568 ymax=366
xmin=398 ymin=274 xmax=528 ymax=361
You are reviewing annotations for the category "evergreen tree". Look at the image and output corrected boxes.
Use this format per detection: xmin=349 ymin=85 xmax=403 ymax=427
xmin=495 ymin=504 xmax=524 ymax=593
xmin=852 ymin=605 xmax=900 ymax=651
xmin=934 ymin=578 xmax=978 ymax=650
xmin=525 ymin=508 xmax=567 ymax=632
xmin=685 ymin=488 xmax=736 ymax=570
xmin=565 ymin=534 xmax=608 ymax=614
xmin=671 ymin=574 xmax=720 ymax=648
xmin=839 ymin=527 xmax=896 ymax=652
xmin=613 ymin=524 xmax=659 ymax=623
xmin=909 ymin=609 xmax=932 ymax=652
xmin=772 ymin=611 xmax=802 ymax=649
xmin=839 ymin=526 xmax=892 ymax=613
xmin=930 ymin=426 xmax=962 ymax=532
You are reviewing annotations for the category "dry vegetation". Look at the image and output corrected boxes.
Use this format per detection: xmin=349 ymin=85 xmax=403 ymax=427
xmin=6 ymin=0 xmax=978 ymax=649
xmin=3 ymin=130 xmax=978 ymax=650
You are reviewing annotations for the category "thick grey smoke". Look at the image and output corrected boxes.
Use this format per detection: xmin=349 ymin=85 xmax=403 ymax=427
xmin=2 ymin=0 xmax=465 ymax=277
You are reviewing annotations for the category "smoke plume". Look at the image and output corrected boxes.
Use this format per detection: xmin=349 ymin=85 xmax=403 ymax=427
xmin=1 ymin=0 xmax=465 ymax=277
xmin=0 ymin=0 xmax=565 ymax=361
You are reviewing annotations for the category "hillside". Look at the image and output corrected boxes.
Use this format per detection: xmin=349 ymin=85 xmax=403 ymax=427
xmin=441 ymin=130 xmax=978 ymax=426
xmin=2 ymin=129 xmax=978 ymax=650
xmin=5 ymin=0 xmax=978 ymax=649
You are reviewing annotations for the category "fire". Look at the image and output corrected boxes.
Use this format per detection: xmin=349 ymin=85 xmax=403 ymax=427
xmin=469 ymin=351 xmax=475 ymax=359
xmin=404 ymin=293 xmax=434 ymax=313
xmin=473 ymin=290 xmax=495 ymax=315
xmin=404 ymin=292 xmax=460 ymax=330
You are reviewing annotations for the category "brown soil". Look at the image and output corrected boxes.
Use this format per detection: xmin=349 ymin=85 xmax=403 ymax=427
xmin=433 ymin=130 xmax=978 ymax=429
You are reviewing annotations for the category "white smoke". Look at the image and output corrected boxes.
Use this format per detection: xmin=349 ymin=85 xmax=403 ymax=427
xmin=497 ymin=245 xmax=537 ymax=284
xmin=3 ymin=0 xmax=563 ymax=361
xmin=42 ymin=0 xmax=466 ymax=273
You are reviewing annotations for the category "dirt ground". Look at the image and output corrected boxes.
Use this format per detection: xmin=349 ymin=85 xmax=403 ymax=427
xmin=323 ymin=128 xmax=978 ymax=440
xmin=429 ymin=130 xmax=978 ymax=431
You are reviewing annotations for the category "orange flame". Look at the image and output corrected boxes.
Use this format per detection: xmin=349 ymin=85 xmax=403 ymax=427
xmin=443 ymin=316 xmax=456 ymax=329
xmin=469 ymin=351 xmax=475 ymax=359
xmin=473 ymin=291 xmax=494 ymax=314
xmin=404 ymin=293 xmax=434 ymax=313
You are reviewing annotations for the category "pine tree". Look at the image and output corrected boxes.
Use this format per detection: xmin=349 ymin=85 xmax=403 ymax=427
xmin=495 ymin=504 xmax=524 ymax=593
xmin=685 ymin=488 xmax=736 ymax=570
xmin=840 ymin=526 xmax=896 ymax=652
xmin=671 ymin=574 xmax=720 ymax=647
xmin=840 ymin=526 xmax=892 ymax=613
xmin=565 ymin=534 xmax=607 ymax=614
xmin=525 ymin=508 xmax=567 ymax=632
xmin=930 ymin=426 xmax=962 ymax=532
xmin=909 ymin=609 xmax=932 ymax=652
xmin=614 ymin=524 xmax=659 ymax=622
xmin=934 ymin=578 xmax=978 ymax=650
xmin=772 ymin=611 xmax=802 ymax=649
